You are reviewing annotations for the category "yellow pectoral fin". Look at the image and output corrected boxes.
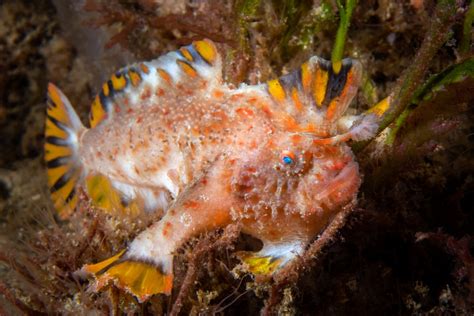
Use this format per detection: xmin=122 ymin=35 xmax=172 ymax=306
xmin=83 ymin=249 xmax=126 ymax=274
xmin=107 ymin=261 xmax=173 ymax=299
xmin=82 ymin=252 xmax=173 ymax=302
xmin=238 ymin=251 xmax=283 ymax=275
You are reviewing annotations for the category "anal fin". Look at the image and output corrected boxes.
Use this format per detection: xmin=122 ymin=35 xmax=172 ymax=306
xmin=85 ymin=174 xmax=134 ymax=215
xmin=85 ymin=173 xmax=168 ymax=216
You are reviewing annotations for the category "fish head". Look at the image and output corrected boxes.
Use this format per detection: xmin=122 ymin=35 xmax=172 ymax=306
xmin=231 ymin=131 xmax=361 ymax=218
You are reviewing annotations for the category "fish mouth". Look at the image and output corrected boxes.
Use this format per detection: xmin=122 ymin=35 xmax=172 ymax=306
xmin=295 ymin=160 xmax=360 ymax=220
xmin=299 ymin=161 xmax=360 ymax=212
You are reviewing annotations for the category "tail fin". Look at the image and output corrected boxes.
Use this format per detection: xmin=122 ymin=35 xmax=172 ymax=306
xmin=81 ymin=250 xmax=173 ymax=302
xmin=45 ymin=83 xmax=85 ymax=218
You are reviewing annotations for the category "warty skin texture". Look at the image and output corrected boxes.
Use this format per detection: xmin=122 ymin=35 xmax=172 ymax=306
xmin=45 ymin=39 xmax=378 ymax=300
xmin=79 ymin=70 xmax=360 ymax=270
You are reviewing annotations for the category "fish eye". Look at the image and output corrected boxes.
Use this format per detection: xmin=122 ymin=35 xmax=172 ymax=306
xmin=280 ymin=150 xmax=295 ymax=165
xmin=282 ymin=156 xmax=293 ymax=165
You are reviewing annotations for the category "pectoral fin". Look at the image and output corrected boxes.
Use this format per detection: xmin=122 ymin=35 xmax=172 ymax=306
xmin=237 ymin=242 xmax=304 ymax=276
xmin=81 ymin=250 xmax=174 ymax=302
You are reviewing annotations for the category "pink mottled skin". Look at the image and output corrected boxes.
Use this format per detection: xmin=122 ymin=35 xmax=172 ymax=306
xmin=79 ymin=68 xmax=361 ymax=272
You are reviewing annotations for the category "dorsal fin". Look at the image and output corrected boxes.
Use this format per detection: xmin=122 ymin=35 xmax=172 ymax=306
xmin=265 ymin=57 xmax=362 ymax=127
xmin=88 ymin=39 xmax=222 ymax=128
xmin=89 ymin=65 xmax=148 ymax=128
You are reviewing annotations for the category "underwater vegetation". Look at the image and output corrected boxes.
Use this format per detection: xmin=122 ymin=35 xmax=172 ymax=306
xmin=0 ymin=0 xmax=473 ymax=314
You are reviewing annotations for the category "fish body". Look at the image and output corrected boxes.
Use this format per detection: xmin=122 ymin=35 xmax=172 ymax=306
xmin=45 ymin=39 xmax=381 ymax=301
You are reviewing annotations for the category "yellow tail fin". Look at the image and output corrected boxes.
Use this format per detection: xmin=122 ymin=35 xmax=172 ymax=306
xmin=45 ymin=83 xmax=85 ymax=218
xmin=82 ymin=250 xmax=173 ymax=302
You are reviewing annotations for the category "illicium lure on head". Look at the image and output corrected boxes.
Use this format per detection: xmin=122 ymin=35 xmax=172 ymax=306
xmin=44 ymin=39 xmax=383 ymax=302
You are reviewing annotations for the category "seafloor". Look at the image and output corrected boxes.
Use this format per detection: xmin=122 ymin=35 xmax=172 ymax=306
xmin=0 ymin=0 xmax=473 ymax=314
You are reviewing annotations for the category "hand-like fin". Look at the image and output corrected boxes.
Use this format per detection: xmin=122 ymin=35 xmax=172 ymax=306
xmin=237 ymin=242 xmax=304 ymax=276
xmin=81 ymin=250 xmax=173 ymax=301
xmin=237 ymin=251 xmax=284 ymax=275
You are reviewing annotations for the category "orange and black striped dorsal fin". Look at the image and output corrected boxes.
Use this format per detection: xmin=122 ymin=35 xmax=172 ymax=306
xmin=266 ymin=69 xmax=306 ymax=113
xmin=155 ymin=38 xmax=222 ymax=88
xmin=302 ymin=56 xmax=363 ymax=122
xmin=265 ymin=57 xmax=362 ymax=121
xmin=148 ymin=39 xmax=222 ymax=91
xmin=177 ymin=39 xmax=220 ymax=77
xmin=45 ymin=83 xmax=85 ymax=218
xmin=88 ymin=39 xmax=221 ymax=128
xmin=89 ymin=64 xmax=149 ymax=128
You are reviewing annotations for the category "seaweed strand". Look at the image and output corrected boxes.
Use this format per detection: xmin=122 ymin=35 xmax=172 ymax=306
xmin=460 ymin=0 xmax=474 ymax=55
xmin=0 ymin=281 xmax=45 ymax=315
xmin=331 ymin=0 xmax=357 ymax=73
xmin=386 ymin=57 xmax=474 ymax=144
xmin=353 ymin=0 xmax=459 ymax=152
xmin=262 ymin=209 xmax=351 ymax=315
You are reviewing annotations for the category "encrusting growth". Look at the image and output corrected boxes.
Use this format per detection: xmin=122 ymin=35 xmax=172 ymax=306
xmin=44 ymin=39 xmax=383 ymax=301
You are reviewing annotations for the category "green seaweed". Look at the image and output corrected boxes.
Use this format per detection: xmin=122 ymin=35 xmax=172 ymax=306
xmin=460 ymin=0 xmax=474 ymax=55
xmin=379 ymin=0 xmax=458 ymax=136
xmin=361 ymin=74 xmax=379 ymax=106
xmin=387 ymin=57 xmax=474 ymax=144
xmin=294 ymin=1 xmax=335 ymax=51
xmin=353 ymin=0 xmax=459 ymax=152
xmin=331 ymin=0 xmax=357 ymax=73
xmin=275 ymin=0 xmax=317 ymax=61
xmin=235 ymin=0 xmax=261 ymax=54
xmin=412 ymin=58 xmax=474 ymax=104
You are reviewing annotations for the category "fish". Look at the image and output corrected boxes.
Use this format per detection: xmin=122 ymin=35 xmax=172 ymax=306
xmin=44 ymin=39 xmax=385 ymax=302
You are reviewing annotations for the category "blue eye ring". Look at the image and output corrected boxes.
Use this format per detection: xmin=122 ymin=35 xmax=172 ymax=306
xmin=280 ymin=150 xmax=296 ymax=165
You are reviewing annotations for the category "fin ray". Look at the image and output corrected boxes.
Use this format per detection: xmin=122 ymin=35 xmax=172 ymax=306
xmin=88 ymin=39 xmax=222 ymax=128
xmin=238 ymin=252 xmax=283 ymax=275
xmin=85 ymin=174 xmax=149 ymax=216
xmin=266 ymin=57 xmax=362 ymax=123
xmin=82 ymin=250 xmax=173 ymax=301
xmin=237 ymin=242 xmax=304 ymax=275
xmin=45 ymin=83 xmax=85 ymax=218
